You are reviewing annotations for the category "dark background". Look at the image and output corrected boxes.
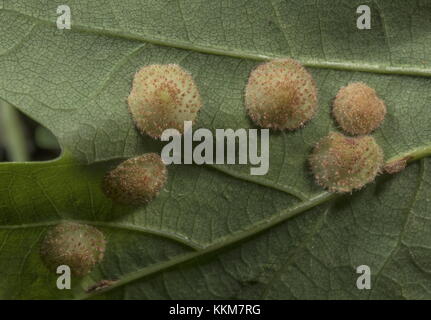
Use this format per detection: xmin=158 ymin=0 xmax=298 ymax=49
xmin=0 ymin=102 xmax=61 ymax=162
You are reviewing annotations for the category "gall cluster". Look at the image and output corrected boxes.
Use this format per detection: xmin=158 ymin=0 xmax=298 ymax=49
xmin=39 ymin=58 xmax=399 ymax=278
xmin=309 ymin=81 xmax=388 ymax=192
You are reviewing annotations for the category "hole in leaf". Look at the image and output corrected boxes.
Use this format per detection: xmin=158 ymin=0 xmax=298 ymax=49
xmin=0 ymin=101 xmax=61 ymax=162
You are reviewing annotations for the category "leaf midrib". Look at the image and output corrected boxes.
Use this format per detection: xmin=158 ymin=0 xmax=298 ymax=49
xmin=0 ymin=143 xmax=430 ymax=298
xmin=78 ymin=147 xmax=431 ymax=299
xmin=2 ymin=8 xmax=431 ymax=78
xmin=2 ymin=6 xmax=431 ymax=299
xmin=77 ymin=191 xmax=338 ymax=299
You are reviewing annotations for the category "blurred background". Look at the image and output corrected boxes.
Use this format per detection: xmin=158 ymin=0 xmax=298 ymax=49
xmin=0 ymin=99 xmax=61 ymax=162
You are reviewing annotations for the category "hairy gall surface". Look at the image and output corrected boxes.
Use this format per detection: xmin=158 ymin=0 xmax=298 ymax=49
xmin=40 ymin=222 xmax=106 ymax=277
xmin=245 ymin=59 xmax=318 ymax=130
xmin=102 ymin=153 xmax=167 ymax=205
xmin=333 ymin=82 xmax=386 ymax=135
xmin=128 ymin=64 xmax=203 ymax=138
xmin=309 ymin=132 xmax=384 ymax=193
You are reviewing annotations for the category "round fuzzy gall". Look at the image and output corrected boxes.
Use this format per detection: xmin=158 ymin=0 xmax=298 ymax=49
xmin=245 ymin=59 xmax=318 ymax=130
xmin=128 ymin=64 xmax=203 ymax=139
xmin=40 ymin=222 xmax=106 ymax=277
xmin=309 ymin=132 xmax=384 ymax=193
xmin=102 ymin=153 xmax=167 ymax=205
xmin=333 ymin=82 xmax=386 ymax=135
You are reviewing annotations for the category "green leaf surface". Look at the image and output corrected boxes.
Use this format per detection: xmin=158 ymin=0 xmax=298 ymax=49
xmin=1 ymin=0 xmax=431 ymax=299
